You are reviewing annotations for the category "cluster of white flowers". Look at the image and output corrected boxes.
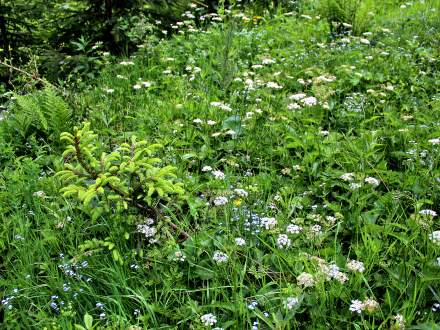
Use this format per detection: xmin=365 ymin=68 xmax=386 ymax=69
xmin=213 ymin=196 xmax=228 ymax=206
xmin=340 ymin=173 xmax=355 ymax=181
xmin=349 ymin=299 xmax=364 ymax=314
xmin=277 ymin=234 xmax=291 ymax=249
xmin=297 ymin=272 xmax=315 ymax=288
xmin=419 ymin=209 xmax=437 ymax=217
xmin=235 ymin=237 xmax=246 ymax=246
xmin=210 ymin=101 xmax=232 ymax=112
xmin=202 ymin=166 xmax=213 ymax=172
xmin=133 ymin=81 xmax=152 ymax=90
xmin=136 ymin=218 xmax=157 ymax=244
xmin=119 ymin=61 xmax=134 ymax=66
xmin=262 ymin=58 xmax=276 ymax=65
xmin=349 ymin=298 xmax=379 ymax=314
xmin=33 ymin=191 xmax=46 ymax=198
xmin=266 ymin=81 xmax=283 ymax=89
xmin=288 ymin=92 xmax=318 ymax=107
xmin=234 ymin=189 xmax=248 ymax=198
xmin=174 ymin=251 xmax=186 ymax=262
xmin=212 ymin=170 xmax=225 ymax=180
xmin=325 ymin=215 xmax=337 ymax=225
xmin=429 ymin=231 xmax=440 ymax=245
xmin=428 ymin=138 xmax=440 ymax=144
xmin=261 ymin=217 xmax=277 ymax=230
xmin=192 ymin=118 xmax=217 ymax=126
xmin=393 ymin=314 xmax=405 ymax=329
xmin=286 ymin=297 xmax=300 ymax=310
xmin=200 ymin=313 xmax=217 ymax=326
xmin=314 ymin=75 xmax=336 ymax=83
xmin=286 ymin=224 xmax=302 ymax=234
xmin=349 ymin=182 xmax=362 ymax=190
xmin=321 ymin=264 xmax=348 ymax=283
xmin=213 ymin=251 xmax=228 ymax=264
xmin=364 ymin=177 xmax=380 ymax=187
xmin=302 ymin=96 xmax=318 ymax=106
xmin=346 ymin=260 xmax=365 ymax=273
xmin=310 ymin=224 xmax=322 ymax=236
xmin=363 ymin=298 xmax=380 ymax=313
xmin=287 ymin=102 xmax=301 ymax=110
xmin=290 ymin=93 xmax=307 ymax=101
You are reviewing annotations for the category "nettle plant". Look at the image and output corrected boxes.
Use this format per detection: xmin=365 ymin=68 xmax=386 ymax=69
xmin=56 ymin=122 xmax=186 ymax=239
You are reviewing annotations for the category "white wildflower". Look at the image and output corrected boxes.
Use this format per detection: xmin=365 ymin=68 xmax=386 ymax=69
xmin=349 ymin=300 xmax=364 ymax=314
xmin=346 ymin=260 xmax=365 ymax=273
xmin=286 ymin=224 xmax=302 ymax=234
xmin=287 ymin=103 xmax=301 ymax=110
xmin=310 ymin=224 xmax=322 ymax=235
xmin=174 ymin=251 xmax=186 ymax=262
xmin=213 ymin=196 xmax=228 ymax=206
xmin=302 ymin=96 xmax=318 ymax=106
xmin=33 ymin=191 xmax=46 ymax=198
xmin=213 ymin=251 xmax=228 ymax=263
xmin=266 ymin=81 xmax=283 ymax=89
xmin=334 ymin=271 xmax=348 ymax=283
xmin=133 ymin=84 xmax=142 ymax=90
xmin=340 ymin=173 xmax=355 ymax=181
xmin=235 ymin=237 xmax=246 ymax=246
xmin=349 ymin=182 xmax=362 ymax=190
xmin=364 ymin=177 xmax=380 ymax=187
xmin=200 ymin=313 xmax=217 ymax=326
xmin=419 ymin=209 xmax=437 ymax=217
xmin=286 ymin=297 xmax=299 ymax=310
xmin=212 ymin=170 xmax=225 ymax=180
xmin=234 ymin=189 xmax=248 ymax=198
xmin=363 ymin=298 xmax=379 ymax=313
xmin=193 ymin=118 xmax=203 ymax=124
xmin=136 ymin=223 xmax=157 ymax=238
xmin=428 ymin=138 xmax=440 ymax=144
xmin=429 ymin=231 xmax=440 ymax=245
xmin=289 ymin=93 xmax=307 ymax=101
xmin=262 ymin=58 xmax=276 ymax=65
xmin=202 ymin=166 xmax=213 ymax=172
xmin=297 ymin=272 xmax=315 ymax=288
xmin=277 ymin=234 xmax=291 ymax=249
xmin=393 ymin=314 xmax=405 ymax=329
xmin=261 ymin=217 xmax=277 ymax=230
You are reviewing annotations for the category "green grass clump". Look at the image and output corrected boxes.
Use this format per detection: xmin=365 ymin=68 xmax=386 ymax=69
xmin=1 ymin=1 xmax=440 ymax=329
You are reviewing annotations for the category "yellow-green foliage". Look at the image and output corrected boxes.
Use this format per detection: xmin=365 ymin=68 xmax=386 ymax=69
xmin=56 ymin=122 xmax=184 ymax=220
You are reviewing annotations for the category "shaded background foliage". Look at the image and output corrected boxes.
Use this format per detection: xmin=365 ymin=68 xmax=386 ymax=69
xmin=0 ymin=0 xmax=295 ymax=91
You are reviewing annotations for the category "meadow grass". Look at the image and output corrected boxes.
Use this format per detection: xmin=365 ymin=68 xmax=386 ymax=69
xmin=1 ymin=1 xmax=440 ymax=329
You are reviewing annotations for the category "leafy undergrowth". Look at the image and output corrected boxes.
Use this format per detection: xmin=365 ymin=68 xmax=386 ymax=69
xmin=1 ymin=1 xmax=440 ymax=329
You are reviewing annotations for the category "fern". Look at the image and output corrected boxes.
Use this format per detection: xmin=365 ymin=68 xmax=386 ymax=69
xmin=9 ymin=87 xmax=72 ymax=141
xmin=319 ymin=0 xmax=370 ymax=36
